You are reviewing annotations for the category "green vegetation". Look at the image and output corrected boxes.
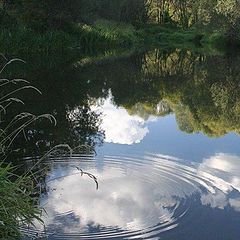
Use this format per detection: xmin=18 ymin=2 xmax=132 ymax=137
xmin=1 ymin=0 xmax=240 ymax=54
xmin=0 ymin=163 xmax=42 ymax=239
xmin=0 ymin=59 xmax=56 ymax=238
xmin=0 ymin=57 xmax=103 ymax=237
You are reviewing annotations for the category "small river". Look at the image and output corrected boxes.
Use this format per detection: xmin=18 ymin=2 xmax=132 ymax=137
xmin=13 ymin=47 xmax=240 ymax=239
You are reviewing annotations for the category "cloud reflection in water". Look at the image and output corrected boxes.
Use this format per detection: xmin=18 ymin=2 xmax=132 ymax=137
xmin=35 ymin=153 xmax=240 ymax=238
xmin=90 ymin=94 xmax=156 ymax=145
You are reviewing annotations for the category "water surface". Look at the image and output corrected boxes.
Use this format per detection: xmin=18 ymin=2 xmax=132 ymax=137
xmin=14 ymin=48 xmax=240 ymax=239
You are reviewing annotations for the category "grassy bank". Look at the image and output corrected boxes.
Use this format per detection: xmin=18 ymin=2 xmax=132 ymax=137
xmin=0 ymin=20 xmax=139 ymax=55
xmin=0 ymin=20 xmax=228 ymax=56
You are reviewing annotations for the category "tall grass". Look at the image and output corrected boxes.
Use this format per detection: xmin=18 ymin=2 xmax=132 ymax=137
xmin=201 ymin=31 xmax=227 ymax=49
xmin=0 ymin=58 xmax=98 ymax=238
xmin=0 ymin=60 xmax=56 ymax=155
xmin=0 ymin=58 xmax=55 ymax=238
xmin=73 ymin=20 xmax=140 ymax=50
xmin=0 ymin=163 xmax=42 ymax=239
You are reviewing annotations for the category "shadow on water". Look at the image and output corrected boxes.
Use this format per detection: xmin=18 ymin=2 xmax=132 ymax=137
xmin=14 ymin=47 xmax=240 ymax=147
xmin=4 ymin=46 xmax=240 ymax=239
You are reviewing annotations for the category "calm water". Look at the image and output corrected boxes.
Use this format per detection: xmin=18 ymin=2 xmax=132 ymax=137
xmin=12 ymin=48 xmax=240 ymax=239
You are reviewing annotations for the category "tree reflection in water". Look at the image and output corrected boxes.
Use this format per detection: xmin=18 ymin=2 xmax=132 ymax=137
xmin=6 ymin=48 xmax=240 ymax=156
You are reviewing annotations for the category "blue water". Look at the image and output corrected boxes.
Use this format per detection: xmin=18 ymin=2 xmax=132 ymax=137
xmin=99 ymin=114 xmax=240 ymax=162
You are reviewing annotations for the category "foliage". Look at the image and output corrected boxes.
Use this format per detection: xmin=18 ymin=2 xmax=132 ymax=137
xmin=0 ymin=163 xmax=42 ymax=239
xmin=1 ymin=0 xmax=240 ymax=49
xmin=215 ymin=0 xmax=240 ymax=43
xmin=0 ymin=21 xmax=139 ymax=54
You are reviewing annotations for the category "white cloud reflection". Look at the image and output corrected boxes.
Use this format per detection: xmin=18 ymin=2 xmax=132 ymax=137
xmin=40 ymin=164 xmax=179 ymax=234
xmin=37 ymin=153 xmax=240 ymax=236
xmin=198 ymin=153 xmax=240 ymax=211
xmin=90 ymin=95 xmax=154 ymax=145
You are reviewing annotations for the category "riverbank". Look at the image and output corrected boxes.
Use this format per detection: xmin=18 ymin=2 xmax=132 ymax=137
xmin=0 ymin=20 xmax=228 ymax=55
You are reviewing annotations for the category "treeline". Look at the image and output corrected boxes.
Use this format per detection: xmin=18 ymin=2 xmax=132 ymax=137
xmin=1 ymin=0 xmax=240 ymax=46
xmin=1 ymin=0 xmax=147 ymax=30
xmin=146 ymin=0 xmax=240 ymax=43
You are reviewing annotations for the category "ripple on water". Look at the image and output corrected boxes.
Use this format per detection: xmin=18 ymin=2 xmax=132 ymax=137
xmin=22 ymin=153 xmax=240 ymax=239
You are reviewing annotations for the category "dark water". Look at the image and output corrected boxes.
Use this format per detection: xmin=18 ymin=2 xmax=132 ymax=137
xmin=11 ymin=48 xmax=240 ymax=239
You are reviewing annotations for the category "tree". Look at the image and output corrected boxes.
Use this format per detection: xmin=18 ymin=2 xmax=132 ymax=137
xmin=215 ymin=0 xmax=240 ymax=43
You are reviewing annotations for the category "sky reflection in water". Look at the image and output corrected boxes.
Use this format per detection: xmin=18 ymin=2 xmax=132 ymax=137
xmin=33 ymin=151 xmax=240 ymax=239
xmin=86 ymin=92 xmax=240 ymax=161
xmin=19 ymin=48 xmax=240 ymax=239
xmin=30 ymin=93 xmax=239 ymax=239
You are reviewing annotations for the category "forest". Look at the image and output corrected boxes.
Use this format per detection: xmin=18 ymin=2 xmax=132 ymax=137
xmin=0 ymin=0 xmax=240 ymax=52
